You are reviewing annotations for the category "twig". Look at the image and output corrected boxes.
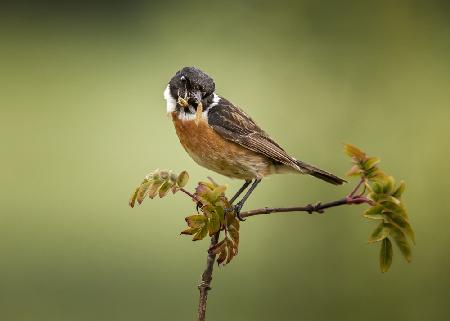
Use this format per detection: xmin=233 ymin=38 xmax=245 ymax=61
xmin=240 ymin=195 xmax=373 ymax=219
xmin=197 ymin=232 xmax=219 ymax=321
xmin=180 ymin=187 xmax=197 ymax=200
xmin=348 ymin=177 xmax=365 ymax=197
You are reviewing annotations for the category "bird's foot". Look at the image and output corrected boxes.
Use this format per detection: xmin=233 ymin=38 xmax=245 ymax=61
xmin=225 ymin=203 xmax=246 ymax=221
xmin=225 ymin=203 xmax=246 ymax=222
xmin=233 ymin=203 xmax=246 ymax=221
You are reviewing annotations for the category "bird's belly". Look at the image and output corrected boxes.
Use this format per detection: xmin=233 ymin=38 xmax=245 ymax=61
xmin=172 ymin=114 xmax=272 ymax=179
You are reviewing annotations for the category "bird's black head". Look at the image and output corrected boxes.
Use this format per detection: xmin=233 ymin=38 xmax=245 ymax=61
xmin=164 ymin=67 xmax=216 ymax=113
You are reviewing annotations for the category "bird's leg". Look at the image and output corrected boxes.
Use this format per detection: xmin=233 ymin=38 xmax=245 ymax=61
xmin=229 ymin=180 xmax=252 ymax=205
xmin=233 ymin=179 xmax=262 ymax=221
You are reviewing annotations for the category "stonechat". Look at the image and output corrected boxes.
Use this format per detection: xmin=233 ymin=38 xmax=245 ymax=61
xmin=164 ymin=67 xmax=345 ymax=220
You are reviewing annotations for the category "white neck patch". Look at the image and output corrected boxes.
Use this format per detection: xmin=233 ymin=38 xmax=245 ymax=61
xmin=163 ymin=84 xmax=177 ymax=113
xmin=210 ymin=93 xmax=221 ymax=108
xmin=177 ymin=109 xmax=210 ymax=121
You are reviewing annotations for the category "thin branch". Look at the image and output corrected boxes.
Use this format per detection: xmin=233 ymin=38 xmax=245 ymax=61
xmin=348 ymin=177 xmax=365 ymax=197
xmin=180 ymin=187 xmax=197 ymax=200
xmin=197 ymin=232 xmax=219 ymax=321
xmin=240 ymin=195 xmax=373 ymax=219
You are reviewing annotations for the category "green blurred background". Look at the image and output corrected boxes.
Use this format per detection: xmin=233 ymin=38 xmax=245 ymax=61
xmin=1 ymin=1 xmax=449 ymax=320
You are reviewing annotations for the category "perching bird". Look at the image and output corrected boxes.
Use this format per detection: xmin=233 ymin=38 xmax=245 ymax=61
xmin=164 ymin=67 xmax=345 ymax=220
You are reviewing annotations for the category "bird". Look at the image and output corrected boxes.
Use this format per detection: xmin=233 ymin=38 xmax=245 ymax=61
xmin=163 ymin=66 xmax=346 ymax=220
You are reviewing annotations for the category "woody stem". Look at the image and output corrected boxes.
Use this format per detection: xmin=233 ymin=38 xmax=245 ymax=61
xmin=197 ymin=232 xmax=220 ymax=321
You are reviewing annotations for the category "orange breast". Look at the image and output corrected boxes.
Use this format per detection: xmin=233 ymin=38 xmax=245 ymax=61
xmin=171 ymin=113 xmax=272 ymax=180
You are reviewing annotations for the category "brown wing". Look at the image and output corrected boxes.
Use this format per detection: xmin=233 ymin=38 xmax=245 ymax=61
xmin=207 ymin=98 xmax=303 ymax=171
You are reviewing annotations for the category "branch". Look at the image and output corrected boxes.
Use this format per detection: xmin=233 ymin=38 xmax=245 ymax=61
xmin=180 ymin=187 xmax=198 ymax=201
xmin=240 ymin=190 xmax=373 ymax=218
xmin=197 ymin=232 xmax=219 ymax=321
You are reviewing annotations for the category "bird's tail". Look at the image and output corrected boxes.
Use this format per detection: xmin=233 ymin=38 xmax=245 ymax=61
xmin=296 ymin=160 xmax=346 ymax=185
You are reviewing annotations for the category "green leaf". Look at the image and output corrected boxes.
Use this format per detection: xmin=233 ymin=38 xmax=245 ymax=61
xmin=367 ymin=192 xmax=380 ymax=202
xmin=364 ymin=213 xmax=384 ymax=220
xmin=214 ymin=204 xmax=225 ymax=224
xmin=371 ymin=181 xmax=383 ymax=194
xmin=382 ymin=211 xmax=415 ymax=243
xmin=344 ymin=143 xmax=366 ymax=160
xmin=176 ymin=170 xmax=189 ymax=187
xmin=382 ymin=210 xmax=407 ymax=227
xmin=129 ymin=187 xmax=139 ymax=208
xmin=382 ymin=176 xmax=396 ymax=194
xmin=193 ymin=224 xmax=208 ymax=241
xmin=158 ymin=181 xmax=173 ymax=198
xmin=390 ymin=227 xmax=412 ymax=262
xmin=180 ymin=227 xmax=200 ymax=235
xmin=366 ymin=170 xmax=386 ymax=181
xmin=196 ymin=196 xmax=211 ymax=208
xmin=362 ymin=157 xmax=380 ymax=171
xmin=364 ymin=167 xmax=380 ymax=179
xmin=380 ymin=238 xmax=393 ymax=273
xmin=210 ymin=185 xmax=227 ymax=203
xmin=369 ymin=223 xmax=390 ymax=243
xmin=185 ymin=215 xmax=207 ymax=228
xmin=137 ymin=180 xmax=151 ymax=204
xmin=392 ymin=181 xmax=406 ymax=198
xmin=208 ymin=210 xmax=221 ymax=236
xmin=365 ymin=205 xmax=383 ymax=215
xmin=404 ymin=224 xmax=415 ymax=244
xmin=381 ymin=200 xmax=407 ymax=218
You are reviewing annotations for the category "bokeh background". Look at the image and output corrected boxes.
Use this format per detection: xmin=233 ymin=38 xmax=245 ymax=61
xmin=1 ymin=1 xmax=449 ymax=320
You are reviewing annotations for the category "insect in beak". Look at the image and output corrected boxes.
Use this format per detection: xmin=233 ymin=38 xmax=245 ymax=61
xmin=177 ymin=90 xmax=203 ymax=126
xmin=177 ymin=96 xmax=189 ymax=107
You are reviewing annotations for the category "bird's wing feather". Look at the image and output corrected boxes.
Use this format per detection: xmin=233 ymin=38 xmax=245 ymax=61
xmin=207 ymin=98 xmax=302 ymax=170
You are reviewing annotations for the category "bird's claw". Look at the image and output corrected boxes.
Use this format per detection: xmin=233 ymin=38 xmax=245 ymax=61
xmin=233 ymin=204 xmax=246 ymax=221
xmin=225 ymin=204 xmax=246 ymax=221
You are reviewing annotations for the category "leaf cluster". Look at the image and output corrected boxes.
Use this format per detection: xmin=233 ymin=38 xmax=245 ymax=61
xmin=129 ymin=169 xmax=189 ymax=207
xmin=181 ymin=179 xmax=240 ymax=265
xmin=344 ymin=144 xmax=414 ymax=272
